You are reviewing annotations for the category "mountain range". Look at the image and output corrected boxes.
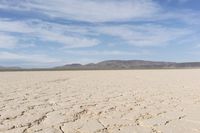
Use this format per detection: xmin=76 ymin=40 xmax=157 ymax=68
xmin=55 ymin=60 xmax=200 ymax=70
xmin=1 ymin=60 xmax=200 ymax=71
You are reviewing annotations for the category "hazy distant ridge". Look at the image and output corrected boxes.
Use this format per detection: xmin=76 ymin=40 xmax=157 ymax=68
xmin=0 ymin=66 xmax=21 ymax=70
xmin=56 ymin=60 xmax=200 ymax=70
xmin=2 ymin=60 xmax=200 ymax=71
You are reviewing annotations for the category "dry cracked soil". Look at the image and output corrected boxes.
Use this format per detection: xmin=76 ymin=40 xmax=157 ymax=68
xmin=1 ymin=70 xmax=200 ymax=133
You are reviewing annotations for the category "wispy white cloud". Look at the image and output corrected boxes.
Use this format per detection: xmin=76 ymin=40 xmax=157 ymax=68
xmin=0 ymin=33 xmax=18 ymax=48
xmin=0 ymin=18 xmax=198 ymax=49
xmin=0 ymin=0 xmax=160 ymax=22
xmin=36 ymin=30 xmax=100 ymax=48
xmin=0 ymin=19 xmax=34 ymax=33
xmin=96 ymin=24 xmax=194 ymax=46
xmin=0 ymin=19 xmax=100 ymax=49
xmin=1 ymin=0 xmax=199 ymax=25
xmin=0 ymin=0 xmax=200 ymax=67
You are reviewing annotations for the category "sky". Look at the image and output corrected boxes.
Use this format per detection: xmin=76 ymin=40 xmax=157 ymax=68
xmin=0 ymin=0 xmax=200 ymax=68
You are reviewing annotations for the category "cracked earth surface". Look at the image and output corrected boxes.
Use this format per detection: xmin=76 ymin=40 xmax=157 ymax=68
xmin=1 ymin=70 xmax=200 ymax=133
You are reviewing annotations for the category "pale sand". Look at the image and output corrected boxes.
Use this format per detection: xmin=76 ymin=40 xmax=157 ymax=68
xmin=1 ymin=70 xmax=200 ymax=133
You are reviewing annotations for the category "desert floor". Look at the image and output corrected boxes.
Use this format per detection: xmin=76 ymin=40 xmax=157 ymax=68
xmin=1 ymin=70 xmax=200 ymax=133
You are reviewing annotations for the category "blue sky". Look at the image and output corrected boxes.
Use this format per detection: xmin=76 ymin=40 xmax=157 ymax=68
xmin=0 ymin=0 xmax=200 ymax=68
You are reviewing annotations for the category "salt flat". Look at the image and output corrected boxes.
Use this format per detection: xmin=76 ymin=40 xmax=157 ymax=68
xmin=1 ymin=70 xmax=200 ymax=133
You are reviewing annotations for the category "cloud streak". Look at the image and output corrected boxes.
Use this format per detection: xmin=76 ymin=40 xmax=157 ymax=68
xmin=96 ymin=24 xmax=195 ymax=47
xmin=0 ymin=19 xmax=100 ymax=49
xmin=0 ymin=33 xmax=20 ymax=48
xmin=0 ymin=0 xmax=160 ymax=22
